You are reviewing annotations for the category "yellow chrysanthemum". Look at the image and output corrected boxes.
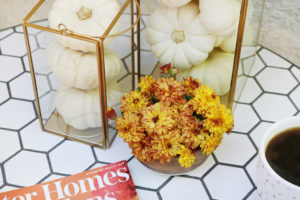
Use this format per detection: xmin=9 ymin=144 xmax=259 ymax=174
xmin=200 ymin=134 xmax=223 ymax=155
xmin=120 ymin=90 xmax=149 ymax=114
xmin=142 ymin=103 xmax=176 ymax=135
xmin=204 ymin=104 xmax=234 ymax=135
xmin=182 ymin=132 xmax=206 ymax=150
xmin=189 ymin=85 xmax=220 ymax=115
xmin=177 ymin=145 xmax=195 ymax=168
xmin=153 ymin=77 xmax=187 ymax=106
xmin=138 ymin=75 xmax=155 ymax=96
xmin=183 ymin=77 xmax=201 ymax=96
xmin=116 ymin=113 xmax=144 ymax=143
xmin=178 ymin=104 xmax=203 ymax=133
xmin=150 ymin=130 xmax=182 ymax=162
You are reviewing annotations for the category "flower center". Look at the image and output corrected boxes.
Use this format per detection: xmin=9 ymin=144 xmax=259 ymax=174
xmin=167 ymin=143 xmax=172 ymax=149
xmin=152 ymin=116 xmax=159 ymax=123
xmin=171 ymin=30 xmax=185 ymax=44
xmin=76 ymin=6 xmax=93 ymax=21
xmin=133 ymin=98 xmax=139 ymax=104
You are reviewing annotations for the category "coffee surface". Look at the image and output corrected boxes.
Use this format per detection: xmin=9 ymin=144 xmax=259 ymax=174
xmin=265 ymin=127 xmax=300 ymax=186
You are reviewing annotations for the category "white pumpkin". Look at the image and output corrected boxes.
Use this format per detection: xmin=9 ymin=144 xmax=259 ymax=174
xmin=177 ymin=49 xmax=234 ymax=95
xmin=219 ymin=31 xmax=237 ymax=52
xmin=214 ymin=37 xmax=225 ymax=47
xmin=146 ymin=1 xmax=216 ymax=70
xmin=214 ymin=32 xmax=237 ymax=52
xmin=199 ymin=0 xmax=241 ymax=37
xmin=157 ymin=0 xmax=192 ymax=7
xmin=48 ymin=0 xmax=121 ymax=52
xmin=46 ymin=41 xmax=122 ymax=90
xmin=56 ymin=82 xmax=124 ymax=130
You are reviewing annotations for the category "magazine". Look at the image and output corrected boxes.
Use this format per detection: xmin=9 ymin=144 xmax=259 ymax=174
xmin=0 ymin=160 xmax=139 ymax=200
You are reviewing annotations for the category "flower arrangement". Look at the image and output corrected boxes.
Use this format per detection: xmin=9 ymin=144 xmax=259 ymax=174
xmin=115 ymin=64 xmax=234 ymax=168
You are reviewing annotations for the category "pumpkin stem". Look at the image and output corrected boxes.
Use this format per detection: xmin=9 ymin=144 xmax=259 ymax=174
xmin=171 ymin=30 xmax=185 ymax=44
xmin=76 ymin=6 xmax=93 ymax=21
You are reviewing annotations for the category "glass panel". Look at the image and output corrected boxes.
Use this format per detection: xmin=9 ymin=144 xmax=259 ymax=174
xmin=233 ymin=0 xmax=266 ymax=110
xmin=136 ymin=0 xmax=265 ymax=109
xmin=26 ymin=27 xmax=108 ymax=147
xmin=105 ymin=0 xmax=137 ymax=146
xmin=24 ymin=0 xmax=137 ymax=148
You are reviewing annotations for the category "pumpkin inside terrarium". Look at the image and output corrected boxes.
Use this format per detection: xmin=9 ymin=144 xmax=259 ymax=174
xmin=23 ymin=0 xmax=138 ymax=148
xmin=141 ymin=0 xmax=242 ymax=107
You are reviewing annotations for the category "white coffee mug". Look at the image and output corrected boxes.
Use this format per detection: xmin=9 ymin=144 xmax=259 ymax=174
xmin=256 ymin=117 xmax=300 ymax=200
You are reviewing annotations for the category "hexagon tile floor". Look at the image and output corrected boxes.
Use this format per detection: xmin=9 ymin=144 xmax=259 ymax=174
xmin=1 ymin=22 xmax=300 ymax=200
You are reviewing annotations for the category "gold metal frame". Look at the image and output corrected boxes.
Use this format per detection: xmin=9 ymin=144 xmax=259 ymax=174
xmin=23 ymin=0 xmax=141 ymax=149
xmin=22 ymin=0 xmax=251 ymax=149
xmin=228 ymin=0 xmax=249 ymax=109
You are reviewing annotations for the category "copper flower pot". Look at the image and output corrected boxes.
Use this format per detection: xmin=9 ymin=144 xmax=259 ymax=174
xmin=139 ymin=150 xmax=208 ymax=174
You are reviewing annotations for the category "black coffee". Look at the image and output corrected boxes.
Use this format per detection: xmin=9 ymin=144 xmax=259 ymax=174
xmin=265 ymin=127 xmax=300 ymax=186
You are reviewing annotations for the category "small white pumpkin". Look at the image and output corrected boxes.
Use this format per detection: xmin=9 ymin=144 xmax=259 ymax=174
xmin=48 ymin=0 xmax=121 ymax=52
xmin=157 ymin=0 xmax=192 ymax=7
xmin=46 ymin=41 xmax=122 ymax=90
xmin=56 ymin=82 xmax=124 ymax=130
xmin=214 ymin=31 xmax=237 ymax=52
xmin=214 ymin=37 xmax=225 ymax=47
xmin=177 ymin=49 xmax=234 ymax=95
xmin=219 ymin=31 xmax=237 ymax=52
xmin=199 ymin=0 xmax=241 ymax=37
xmin=146 ymin=1 xmax=216 ymax=70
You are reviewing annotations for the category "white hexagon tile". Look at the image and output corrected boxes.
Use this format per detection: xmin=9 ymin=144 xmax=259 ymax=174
xmin=160 ymin=177 xmax=209 ymax=200
xmin=49 ymin=140 xmax=95 ymax=175
xmin=0 ymin=55 xmax=23 ymax=82
xmin=253 ymin=94 xmax=297 ymax=122
xmin=128 ymin=159 xmax=170 ymax=189
xmin=0 ymin=130 xmax=21 ymax=163
xmin=94 ymin=136 xmax=133 ymax=163
xmin=256 ymin=67 xmax=297 ymax=94
xmin=184 ymin=156 xmax=216 ymax=178
xmin=214 ymin=133 xmax=256 ymax=166
xmin=0 ymin=29 xmax=13 ymax=40
xmin=136 ymin=189 xmax=159 ymax=200
xmin=0 ymin=82 xmax=9 ymax=104
xmin=0 ymin=33 xmax=37 ymax=57
xmin=20 ymin=119 xmax=64 ymax=152
xmin=9 ymin=73 xmax=35 ymax=101
xmin=1 ymin=20 xmax=300 ymax=200
xmin=0 ymin=100 xmax=36 ymax=130
xmin=4 ymin=151 xmax=50 ymax=187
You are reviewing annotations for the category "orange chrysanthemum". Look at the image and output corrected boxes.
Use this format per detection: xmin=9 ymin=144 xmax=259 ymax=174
xmin=120 ymin=90 xmax=149 ymax=114
xmin=142 ymin=103 xmax=176 ymax=135
xmin=116 ymin=113 xmax=144 ymax=143
xmin=138 ymin=75 xmax=155 ymax=96
xmin=152 ymin=77 xmax=187 ymax=106
xmin=149 ymin=130 xmax=182 ymax=162
xmin=183 ymin=77 xmax=201 ymax=96
xmin=129 ymin=138 xmax=154 ymax=162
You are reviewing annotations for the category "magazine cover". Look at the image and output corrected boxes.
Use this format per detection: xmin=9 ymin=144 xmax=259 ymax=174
xmin=0 ymin=160 xmax=139 ymax=200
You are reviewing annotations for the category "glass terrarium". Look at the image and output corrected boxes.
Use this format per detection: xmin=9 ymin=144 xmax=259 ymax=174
xmin=23 ymin=0 xmax=265 ymax=149
xmin=134 ymin=0 xmax=265 ymax=110
xmin=22 ymin=0 xmax=140 ymax=149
